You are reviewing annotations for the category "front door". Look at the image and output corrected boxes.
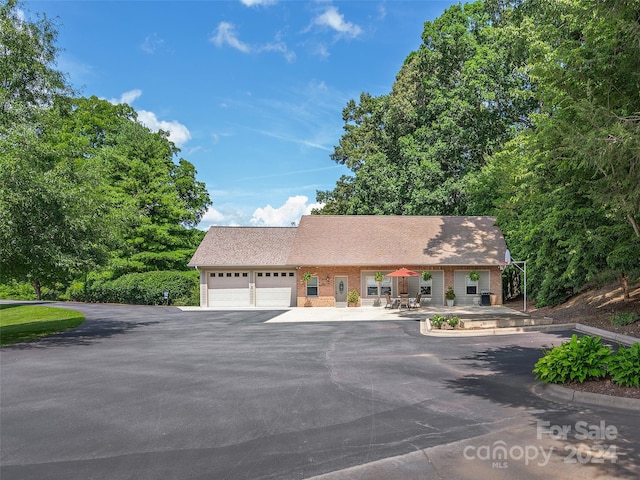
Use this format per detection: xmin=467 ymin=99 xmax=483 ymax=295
xmin=335 ymin=276 xmax=348 ymax=305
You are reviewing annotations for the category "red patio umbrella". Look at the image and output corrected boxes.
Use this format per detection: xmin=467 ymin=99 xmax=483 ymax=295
xmin=385 ymin=268 xmax=420 ymax=295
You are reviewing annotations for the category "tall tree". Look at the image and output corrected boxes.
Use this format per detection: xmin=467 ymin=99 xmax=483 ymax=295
xmin=52 ymin=96 xmax=211 ymax=275
xmin=96 ymin=118 xmax=210 ymax=273
xmin=0 ymin=125 xmax=115 ymax=299
xmin=524 ymin=0 xmax=640 ymax=240
xmin=469 ymin=0 xmax=640 ymax=303
xmin=316 ymin=1 xmax=536 ymax=215
xmin=0 ymin=0 xmax=71 ymax=132
xmin=521 ymin=0 xmax=640 ymax=298
xmin=0 ymin=1 xmax=111 ymax=299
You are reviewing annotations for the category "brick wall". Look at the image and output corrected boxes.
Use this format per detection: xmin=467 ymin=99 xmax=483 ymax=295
xmin=296 ymin=266 xmax=504 ymax=307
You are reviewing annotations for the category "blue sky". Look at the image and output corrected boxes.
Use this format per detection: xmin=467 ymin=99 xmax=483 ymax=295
xmin=28 ymin=0 xmax=459 ymax=228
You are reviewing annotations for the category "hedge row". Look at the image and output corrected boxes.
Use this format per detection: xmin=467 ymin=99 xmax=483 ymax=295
xmin=68 ymin=270 xmax=200 ymax=306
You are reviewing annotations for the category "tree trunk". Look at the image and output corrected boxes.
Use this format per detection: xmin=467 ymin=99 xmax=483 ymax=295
xmin=621 ymin=272 xmax=630 ymax=301
xmin=628 ymin=213 xmax=640 ymax=238
xmin=32 ymin=279 xmax=42 ymax=301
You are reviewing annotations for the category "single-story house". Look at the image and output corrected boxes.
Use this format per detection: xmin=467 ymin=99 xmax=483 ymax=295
xmin=188 ymin=215 xmax=508 ymax=308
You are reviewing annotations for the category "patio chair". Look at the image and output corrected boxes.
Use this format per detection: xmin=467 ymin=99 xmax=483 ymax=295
xmin=384 ymin=293 xmax=400 ymax=309
xmin=409 ymin=293 xmax=421 ymax=309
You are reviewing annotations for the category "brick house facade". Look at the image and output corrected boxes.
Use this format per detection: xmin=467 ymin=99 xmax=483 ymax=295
xmin=189 ymin=215 xmax=508 ymax=308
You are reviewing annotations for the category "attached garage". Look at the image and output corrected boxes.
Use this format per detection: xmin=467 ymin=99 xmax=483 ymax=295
xmin=255 ymin=271 xmax=296 ymax=307
xmin=207 ymin=271 xmax=251 ymax=307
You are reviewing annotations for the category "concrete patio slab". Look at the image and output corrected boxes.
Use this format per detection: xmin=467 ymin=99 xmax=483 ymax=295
xmin=265 ymin=305 xmax=529 ymax=323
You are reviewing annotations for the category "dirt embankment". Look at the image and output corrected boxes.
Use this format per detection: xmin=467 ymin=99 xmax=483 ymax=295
xmin=507 ymin=282 xmax=640 ymax=339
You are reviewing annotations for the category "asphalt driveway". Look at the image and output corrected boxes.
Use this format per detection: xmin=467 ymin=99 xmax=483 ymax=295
xmin=1 ymin=303 xmax=638 ymax=479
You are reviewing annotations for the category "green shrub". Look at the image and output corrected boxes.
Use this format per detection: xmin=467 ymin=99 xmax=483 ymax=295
xmin=608 ymin=343 xmax=640 ymax=388
xmin=610 ymin=312 xmax=640 ymax=326
xmin=533 ymin=334 xmax=612 ymax=384
xmin=64 ymin=280 xmax=87 ymax=302
xmin=430 ymin=314 xmax=446 ymax=328
xmin=347 ymin=289 xmax=359 ymax=305
xmin=84 ymin=270 xmax=199 ymax=306
xmin=0 ymin=281 xmax=37 ymax=300
xmin=448 ymin=316 xmax=460 ymax=328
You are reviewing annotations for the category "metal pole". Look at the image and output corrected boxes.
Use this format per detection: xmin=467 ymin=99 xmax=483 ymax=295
xmin=523 ymin=261 xmax=527 ymax=312
xmin=509 ymin=261 xmax=527 ymax=312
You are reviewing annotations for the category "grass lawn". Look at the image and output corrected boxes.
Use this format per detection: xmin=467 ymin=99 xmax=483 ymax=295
xmin=0 ymin=304 xmax=85 ymax=346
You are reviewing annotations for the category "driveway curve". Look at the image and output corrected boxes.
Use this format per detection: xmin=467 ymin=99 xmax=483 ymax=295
xmin=1 ymin=302 xmax=638 ymax=480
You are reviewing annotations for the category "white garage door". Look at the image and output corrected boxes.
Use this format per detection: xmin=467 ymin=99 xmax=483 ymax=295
xmin=255 ymin=271 xmax=296 ymax=307
xmin=208 ymin=272 xmax=250 ymax=307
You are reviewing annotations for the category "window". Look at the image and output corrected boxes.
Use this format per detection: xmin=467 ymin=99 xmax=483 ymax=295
xmin=366 ymin=276 xmax=378 ymax=296
xmin=257 ymin=272 xmax=263 ymax=277
xmin=242 ymin=273 xmax=248 ymax=277
xmin=289 ymin=272 xmax=295 ymax=277
xmin=366 ymin=276 xmax=392 ymax=296
xmin=420 ymin=284 xmax=432 ymax=295
xmin=466 ymin=276 xmax=478 ymax=295
xmin=420 ymin=276 xmax=432 ymax=295
xmin=274 ymin=272 xmax=279 ymax=277
xmin=226 ymin=272 xmax=232 ymax=277
xmin=234 ymin=272 xmax=240 ymax=277
xmin=306 ymin=276 xmax=318 ymax=296
xmin=218 ymin=273 xmax=224 ymax=277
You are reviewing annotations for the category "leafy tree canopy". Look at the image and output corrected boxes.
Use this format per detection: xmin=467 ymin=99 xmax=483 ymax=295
xmin=0 ymin=1 xmax=211 ymax=298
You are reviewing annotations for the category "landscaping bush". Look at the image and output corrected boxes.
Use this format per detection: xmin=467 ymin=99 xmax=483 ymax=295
xmin=63 ymin=280 xmax=87 ymax=302
xmin=447 ymin=316 xmax=460 ymax=328
xmin=533 ymin=334 xmax=611 ymax=384
xmin=430 ymin=314 xmax=446 ymax=328
xmin=80 ymin=270 xmax=199 ymax=306
xmin=0 ymin=280 xmax=37 ymax=300
xmin=608 ymin=343 xmax=640 ymax=388
xmin=610 ymin=312 xmax=640 ymax=326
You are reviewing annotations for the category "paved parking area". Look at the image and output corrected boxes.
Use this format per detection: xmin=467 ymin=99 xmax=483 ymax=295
xmin=1 ymin=303 xmax=639 ymax=479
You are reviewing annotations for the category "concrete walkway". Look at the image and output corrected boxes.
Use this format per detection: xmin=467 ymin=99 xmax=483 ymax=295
xmin=265 ymin=304 xmax=528 ymax=323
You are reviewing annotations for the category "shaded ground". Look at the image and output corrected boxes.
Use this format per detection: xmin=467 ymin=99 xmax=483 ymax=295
xmin=506 ymin=281 xmax=640 ymax=339
xmin=506 ymin=282 xmax=640 ymax=400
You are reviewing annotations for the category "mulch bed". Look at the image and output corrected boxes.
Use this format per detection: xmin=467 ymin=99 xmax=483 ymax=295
xmin=505 ymin=283 xmax=640 ymax=400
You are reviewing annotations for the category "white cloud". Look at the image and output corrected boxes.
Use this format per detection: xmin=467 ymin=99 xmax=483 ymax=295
xmin=107 ymin=90 xmax=192 ymax=148
xmin=240 ymin=0 xmax=277 ymax=6
xmin=312 ymin=6 xmax=362 ymax=38
xmin=259 ymin=38 xmax=296 ymax=63
xmin=250 ymin=195 xmax=324 ymax=226
xmin=197 ymin=203 xmax=247 ymax=229
xmin=211 ymin=22 xmax=294 ymax=61
xmin=211 ymin=22 xmax=251 ymax=53
xmin=201 ymin=206 xmax=227 ymax=224
xmin=111 ymin=89 xmax=142 ymax=105
xmin=137 ymin=110 xmax=192 ymax=147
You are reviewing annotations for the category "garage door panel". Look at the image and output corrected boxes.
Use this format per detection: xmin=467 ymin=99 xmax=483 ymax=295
xmin=256 ymin=287 xmax=292 ymax=306
xmin=208 ymin=272 xmax=250 ymax=307
xmin=209 ymin=289 xmax=250 ymax=306
xmin=256 ymin=272 xmax=296 ymax=307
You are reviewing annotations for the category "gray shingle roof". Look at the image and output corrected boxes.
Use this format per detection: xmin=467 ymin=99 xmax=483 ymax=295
xmin=188 ymin=216 xmax=508 ymax=267
xmin=286 ymin=215 xmax=507 ymax=266
xmin=188 ymin=227 xmax=298 ymax=267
